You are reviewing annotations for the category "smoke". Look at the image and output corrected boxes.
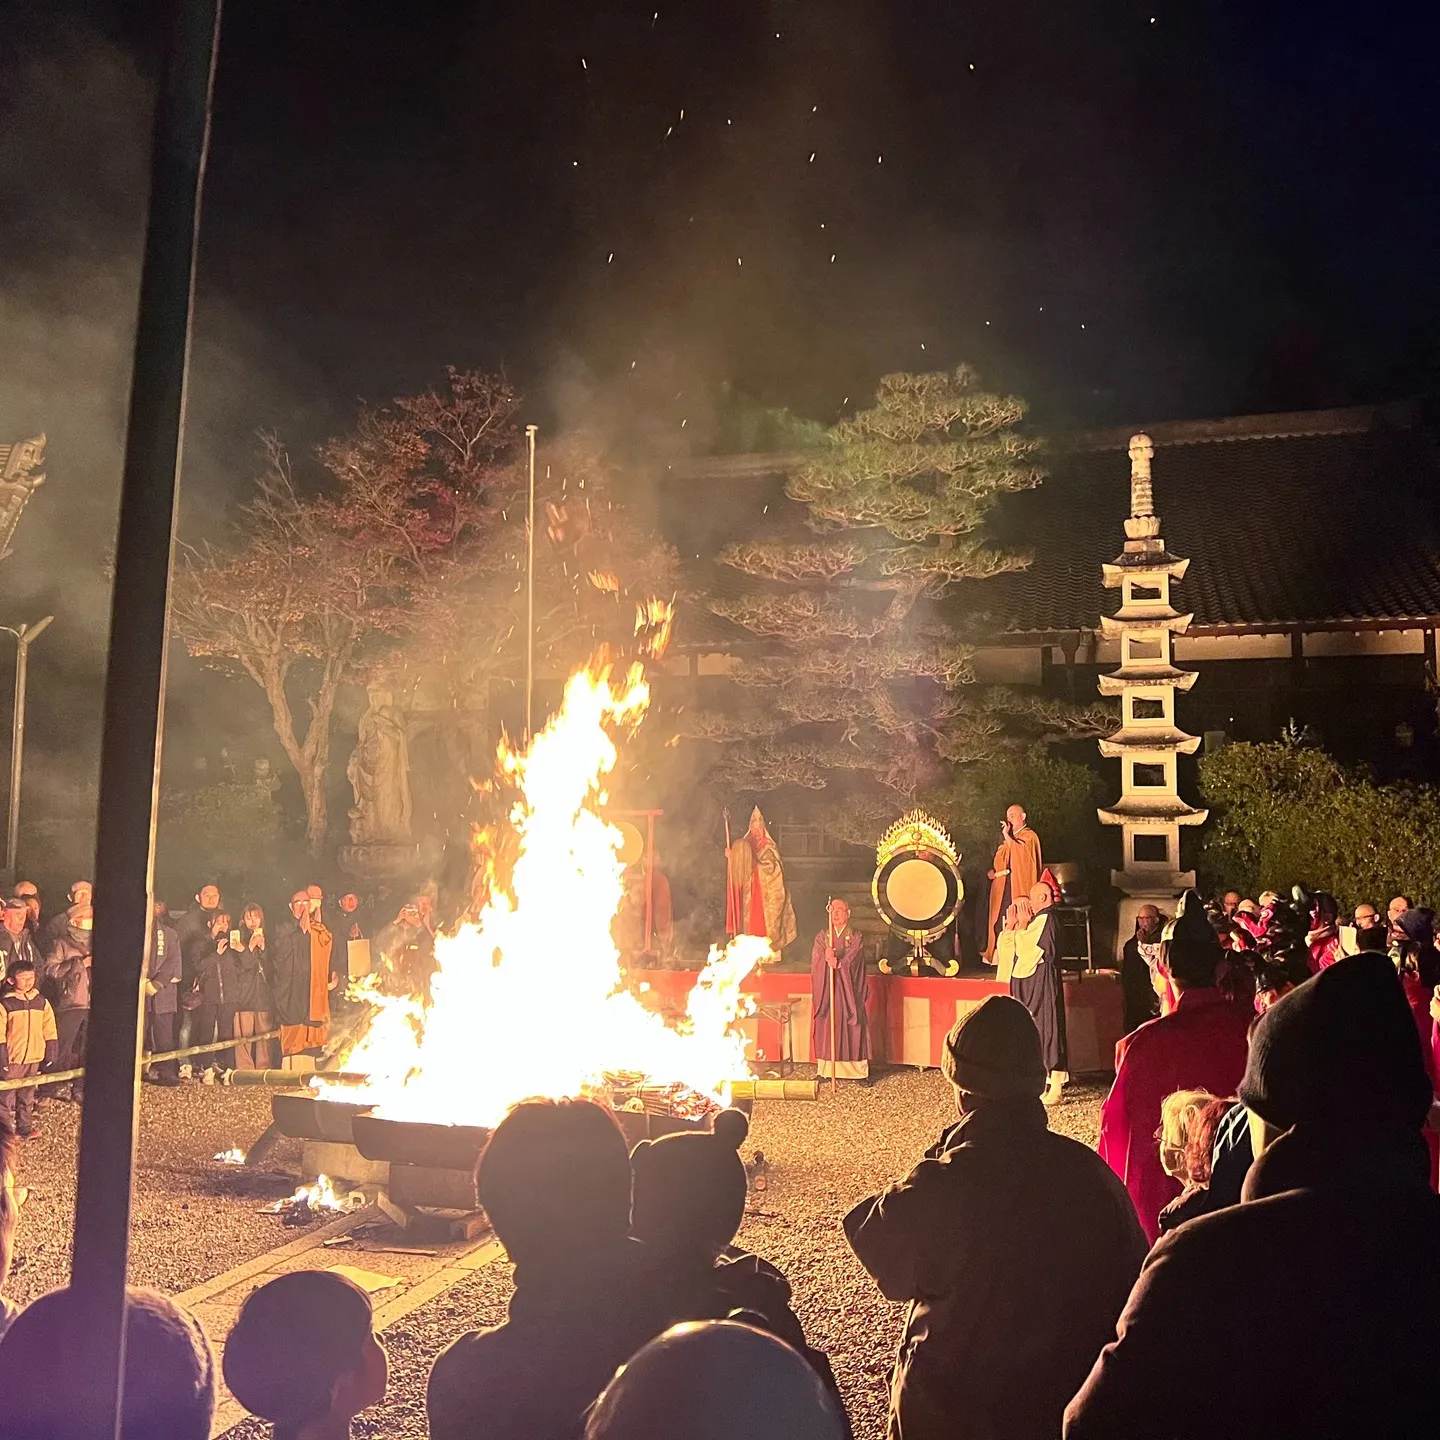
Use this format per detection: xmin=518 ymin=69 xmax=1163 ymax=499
xmin=0 ymin=24 xmax=314 ymax=890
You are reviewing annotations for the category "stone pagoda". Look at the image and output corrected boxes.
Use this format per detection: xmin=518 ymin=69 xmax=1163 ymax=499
xmin=1097 ymin=433 xmax=1207 ymax=942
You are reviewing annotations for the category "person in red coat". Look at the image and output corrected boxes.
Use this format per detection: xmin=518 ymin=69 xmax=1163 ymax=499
xmin=1098 ymin=890 xmax=1252 ymax=1243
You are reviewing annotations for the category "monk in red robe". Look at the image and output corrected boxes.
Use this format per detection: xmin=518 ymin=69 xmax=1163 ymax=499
xmin=724 ymin=807 xmax=796 ymax=955
xmin=982 ymin=806 xmax=1043 ymax=962
xmin=1098 ymin=891 xmax=1251 ymax=1242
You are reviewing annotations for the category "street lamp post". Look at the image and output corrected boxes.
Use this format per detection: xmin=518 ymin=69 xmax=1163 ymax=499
xmin=0 ymin=614 xmax=53 ymax=878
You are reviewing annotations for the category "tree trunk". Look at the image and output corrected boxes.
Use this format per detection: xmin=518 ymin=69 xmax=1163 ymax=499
xmin=299 ymin=758 xmax=328 ymax=857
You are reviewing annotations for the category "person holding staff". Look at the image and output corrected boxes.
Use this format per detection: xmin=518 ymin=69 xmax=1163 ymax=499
xmin=811 ymin=899 xmax=869 ymax=1082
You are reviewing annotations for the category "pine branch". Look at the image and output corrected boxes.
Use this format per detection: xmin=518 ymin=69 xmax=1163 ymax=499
xmin=718 ymin=538 xmax=868 ymax=583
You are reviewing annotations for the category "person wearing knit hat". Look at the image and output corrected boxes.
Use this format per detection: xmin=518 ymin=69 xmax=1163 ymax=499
xmin=223 ymin=1271 xmax=387 ymax=1440
xmin=845 ymin=997 xmax=1145 ymax=1440
xmin=631 ymin=1110 xmax=844 ymax=1409
xmin=1068 ymin=954 xmax=1440 ymax=1440
xmin=1098 ymin=889 xmax=1252 ymax=1243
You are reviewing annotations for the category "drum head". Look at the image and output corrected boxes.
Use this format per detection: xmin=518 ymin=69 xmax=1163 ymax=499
xmin=874 ymin=849 xmax=962 ymax=937
xmin=615 ymin=821 xmax=644 ymax=867
xmin=887 ymin=858 xmax=949 ymax=923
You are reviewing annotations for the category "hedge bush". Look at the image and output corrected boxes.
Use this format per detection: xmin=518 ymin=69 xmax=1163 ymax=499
xmin=1197 ymin=739 xmax=1440 ymax=908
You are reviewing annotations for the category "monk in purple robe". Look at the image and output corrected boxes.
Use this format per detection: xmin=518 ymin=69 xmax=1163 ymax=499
xmin=812 ymin=898 xmax=869 ymax=1081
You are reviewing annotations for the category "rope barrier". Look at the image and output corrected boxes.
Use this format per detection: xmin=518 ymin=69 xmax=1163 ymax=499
xmin=0 ymin=1029 xmax=283 ymax=1092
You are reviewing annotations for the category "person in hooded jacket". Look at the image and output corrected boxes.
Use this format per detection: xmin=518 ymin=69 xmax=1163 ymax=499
xmin=629 ymin=1106 xmax=845 ymax=1415
xmin=845 ymin=996 xmax=1147 ymax=1440
xmin=1066 ymin=953 xmax=1440 ymax=1440
xmin=42 ymin=902 xmax=93 ymax=1101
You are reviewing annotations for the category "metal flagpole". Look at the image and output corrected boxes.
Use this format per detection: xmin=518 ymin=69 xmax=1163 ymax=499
xmin=525 ymin=423 xmax=537 ymax=739
xmin=3 ymin=614 xmax=53 ymax=878
xmin=68 ymin=3 xmax=222 ymax=1436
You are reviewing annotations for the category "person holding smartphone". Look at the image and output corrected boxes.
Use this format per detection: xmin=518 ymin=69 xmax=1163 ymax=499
xmin=232 ymin=904 xmax=275 ymax=1069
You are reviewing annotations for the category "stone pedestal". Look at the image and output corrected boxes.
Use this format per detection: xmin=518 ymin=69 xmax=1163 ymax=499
xmin=338 ymin=842 xmax=422 ymax=885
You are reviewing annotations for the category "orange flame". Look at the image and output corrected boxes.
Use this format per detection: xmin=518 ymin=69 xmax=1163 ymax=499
xmin=322 ymin=628 xmax=767 ymax=1128
xmin=635 ymin=597 xmax=675 ymax=659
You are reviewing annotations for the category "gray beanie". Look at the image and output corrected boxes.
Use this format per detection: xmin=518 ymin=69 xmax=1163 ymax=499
xmin=942 ymin=995 xmax=1046 ymax=1098
xmin=1239 ymin=953 xmax=1432 ymax=1132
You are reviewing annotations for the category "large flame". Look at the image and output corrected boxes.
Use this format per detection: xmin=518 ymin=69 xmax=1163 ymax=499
xmin=324 ymin=650 xmax=769 ymax=1128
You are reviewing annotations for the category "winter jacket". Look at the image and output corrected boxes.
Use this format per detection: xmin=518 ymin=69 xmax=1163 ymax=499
xmin=0 ymin=928 xmax=41 ymax=988
xmin=146 ymin=922 xmax=183 ymax=1016
xmin=175 ymin=903 xmax=220 ymax=981
xmin=1065 ymin=1127 xmax=1440 ymax=1440
xmin=0 ymin=989 xmax=57 ymax=1069
xmin=43 ymin=926 xmax=92 ymax=1011
xmin=846 ymin=1098 xmax=1148 ymax=1440
xmin=659 ymin=1248 xmax=846 ymax=1415
xmin=229 ymin=935 xmax=273 ymax=1012
xmin=192 ymin=938 xmax=237 ymax=1010
xmin=427 ymin=1239 xmax=679 ymax=1440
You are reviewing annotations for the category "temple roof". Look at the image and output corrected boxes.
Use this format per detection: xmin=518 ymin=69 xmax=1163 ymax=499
xmin=981 ymin=404 xmax=1440 ymax=636
xmin=661 ymin=404 xmax=1440 ymax=648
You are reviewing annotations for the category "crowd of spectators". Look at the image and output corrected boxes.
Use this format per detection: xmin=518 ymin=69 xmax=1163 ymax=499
xmin=0 ymin=874 xmax=1437 ymax=1438
xmin=0 ymin=876 xmax=442 ymax=1133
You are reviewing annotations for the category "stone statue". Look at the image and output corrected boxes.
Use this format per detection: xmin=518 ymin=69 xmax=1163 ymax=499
xmin=347 ymin=685 xmax=413 ymax=845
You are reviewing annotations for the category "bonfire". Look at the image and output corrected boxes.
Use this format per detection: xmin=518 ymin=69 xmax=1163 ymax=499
xmin=321 ymin=620 xmax=770 ymax=1130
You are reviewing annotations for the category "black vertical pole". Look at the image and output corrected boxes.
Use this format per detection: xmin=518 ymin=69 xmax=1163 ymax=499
xmin=68 ymin=4 xmax=222 ymax=1438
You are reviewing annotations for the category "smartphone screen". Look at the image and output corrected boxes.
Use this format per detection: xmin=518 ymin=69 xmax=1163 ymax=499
xmin=230 ymin=930 xmax=242 ymax=948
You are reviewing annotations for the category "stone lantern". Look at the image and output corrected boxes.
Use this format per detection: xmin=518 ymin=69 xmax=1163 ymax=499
xmin=1097 ymin=433 xmax=1208 ymax=947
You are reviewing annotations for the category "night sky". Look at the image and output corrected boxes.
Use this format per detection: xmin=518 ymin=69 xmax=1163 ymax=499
xmin=1 ymin=0 xmax=1438 ymax=872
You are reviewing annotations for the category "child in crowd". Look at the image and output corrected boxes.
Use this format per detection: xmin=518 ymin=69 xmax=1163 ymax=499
xmin=0 ymin=956 xmax=57 ymax=1138
xmin=1155 ymin=1087 xmax=1233 ymax=1233
xmin=223 ymin=1270 xmax=388 ymax=1440
xmin=629 ymin=1107 xmax=844 ymax=1408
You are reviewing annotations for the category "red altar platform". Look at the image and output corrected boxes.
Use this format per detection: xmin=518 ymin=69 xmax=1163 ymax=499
xmin=633 ymin=967 xmax=1125 ymax=1075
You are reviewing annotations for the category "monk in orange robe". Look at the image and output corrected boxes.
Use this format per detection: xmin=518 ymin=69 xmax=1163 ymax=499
xmin=982 ymin=805 xmax=1043 ymax=962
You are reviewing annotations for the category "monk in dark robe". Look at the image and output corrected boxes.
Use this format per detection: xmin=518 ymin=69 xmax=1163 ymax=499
xmin=811 ymin=898 xmax=869 ymax=1081
xmin=982 ymin=805 xmax=1042 ymax=962
xmin=1021 ymin=883 xmax=1069 ymax=1104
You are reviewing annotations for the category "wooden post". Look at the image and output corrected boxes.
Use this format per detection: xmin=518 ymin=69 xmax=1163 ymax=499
xmin=68 ymin=4 xmax=222 ymax=1436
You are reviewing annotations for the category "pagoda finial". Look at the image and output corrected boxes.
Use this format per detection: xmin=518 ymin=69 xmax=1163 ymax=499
xmin=1128 ymin=433 xmax=1154 ymax=519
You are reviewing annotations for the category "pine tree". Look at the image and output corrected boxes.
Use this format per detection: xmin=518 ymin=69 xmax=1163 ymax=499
xmin=691 ymin=365 xmax=1109 ymax=839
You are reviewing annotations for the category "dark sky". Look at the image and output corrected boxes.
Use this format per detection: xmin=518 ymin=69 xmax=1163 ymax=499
xmin=0 ymin=0 xmax=1438 ymax=874
xmin=22 ymin=0 xmax=1440 ymax=445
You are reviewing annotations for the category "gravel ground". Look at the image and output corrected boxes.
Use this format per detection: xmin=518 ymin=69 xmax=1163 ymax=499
xmin=223 ymin=1068 xmax=1107 ymax=1440
xmin=6 ymin=1081 xmax=303 ymax=1306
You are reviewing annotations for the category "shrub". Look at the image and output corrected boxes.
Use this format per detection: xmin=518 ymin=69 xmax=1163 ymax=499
xmin=933 ymin=752 xmax=1104 ymax=869
xmin=155 ymin=774 xmax=289 ymax=904
xmin=1198 ymin=739 xmax=1440 ymax=907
